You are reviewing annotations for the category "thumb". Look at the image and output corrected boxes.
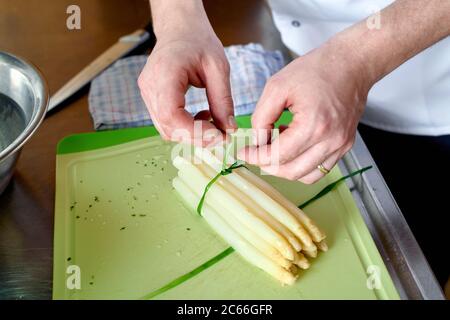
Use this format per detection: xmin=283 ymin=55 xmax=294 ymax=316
xmin=251 ymin=79 xmax=287 ymax=146
xmin=205 ymin=60 xmax=237 ymax=133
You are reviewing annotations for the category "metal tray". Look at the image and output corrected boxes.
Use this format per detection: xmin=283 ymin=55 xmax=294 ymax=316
xmin=340 ymin=132 xmax=444 ymax=300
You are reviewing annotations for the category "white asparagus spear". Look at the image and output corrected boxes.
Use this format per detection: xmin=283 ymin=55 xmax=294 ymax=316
xmin=200 ymin=148 xmax=317 ymax=250
xmin=195 ymin=155 xmax=303 ymax=252
xmin=172 ymin=177 xmax=297 ymax=285
xmin=292 ymin=251 xmax=310 ymax=270
xmin=214 ymin=148 xmax=326 ymax=243
xmin=218 ymin=213 xmax=294 ymax=270
xmin=176 ymin=164 xmax=293 ymax=270
xmin=316 ymin=240 xmax=328 ymax=252
xmin=173 ymin=156 xmax=296 ymax=261
xmin=303 ymin=247 xmax=318 ymax=258
xmin=237 ymin=168 xmax=326 ymax=242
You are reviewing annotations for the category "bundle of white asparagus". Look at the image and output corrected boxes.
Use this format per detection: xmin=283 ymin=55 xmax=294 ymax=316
xmin=171 ymin=147 xmax=327 ymax=286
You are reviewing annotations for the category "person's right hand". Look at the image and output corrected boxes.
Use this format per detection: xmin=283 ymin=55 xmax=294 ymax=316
xmin=138 ymin=8 xmax=236 ymax=146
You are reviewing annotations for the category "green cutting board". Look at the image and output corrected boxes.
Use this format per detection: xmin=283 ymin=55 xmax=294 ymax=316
xmin=53 ymin=113 xmax=399 ymax=300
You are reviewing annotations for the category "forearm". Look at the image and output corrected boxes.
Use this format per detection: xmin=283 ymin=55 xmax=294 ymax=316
xmin=150 ymin=0 xmax=210 ymax=37
xmin=329 ymin=0 xmax=450 ymax=85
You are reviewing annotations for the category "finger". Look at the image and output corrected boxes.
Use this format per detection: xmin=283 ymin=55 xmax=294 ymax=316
xmin=237 ymin=119 xmax=317 ymax=167
xmin=204 ymin=60 xmax=237 ymax=133
xmin=139 ymin=87 xmax=169 ymax=139
xmin=173 ymin=111 xmax=224 ymax=145
xmin=259 ymin=141 xmax=334 ymax=181
xmin=138 ymin=62 xmax=187 ymax=139
xmin=193 ymin=111 xmax=233 ymax=146
xmin=298 ymin=150 xmax=342 ymax=185
xmin=251 ymin=77 xmax=287 ymax=146
xmin=150 ymin=70 xmax=222 ymax=146
xmin=194 ymin=110 xmax=212 ymax=121
xmin=152 ymin=67 xmax=188 ymax=133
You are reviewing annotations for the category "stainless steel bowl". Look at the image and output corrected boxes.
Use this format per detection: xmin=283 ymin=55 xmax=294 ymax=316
xmin=0 ymin=52 xmax=49 ymax=195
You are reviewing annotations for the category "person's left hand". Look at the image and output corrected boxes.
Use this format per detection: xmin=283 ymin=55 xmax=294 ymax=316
xmin=238 ymin=40 xmax=373 ymax=184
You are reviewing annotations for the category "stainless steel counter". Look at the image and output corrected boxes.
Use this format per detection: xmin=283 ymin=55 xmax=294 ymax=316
xmin=341 ymin=132 xmax=444 ymax=300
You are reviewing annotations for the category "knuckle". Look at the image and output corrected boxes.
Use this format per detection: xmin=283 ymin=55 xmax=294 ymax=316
xmin=286 ymin=174 xmax=299 ymax=181
xmin=215 ymin=59 xmax=230 ymax=73
xmin=343 ymin=138 xmax=355 ymax=153
xmin=282 ymin=170 xmax=299 ymax=181
xmin=204 ymin=54 xmax=230 ymax=73
xmin=158 ymin=109 xmax=172 ymax=124
xmin=314 ymin=121 xmax=329 ymax=137
xmin=137 ymin=73 xmax=146 ymax=90
xmin=212 ymin=93 xmax=233 ymax=106
xmin=266 ymin=76 xmax=282 ymax=91
xmin=149 ymin=56 xmax=172 ymax=76
xmin=334 ymin=132 xmax=348 ymax=146
xmin=278 ymin=150 xmax=292 ymax=165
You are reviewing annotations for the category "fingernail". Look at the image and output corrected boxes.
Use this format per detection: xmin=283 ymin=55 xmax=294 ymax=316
xmin=228 ymin=115 xmax=237 ymax=129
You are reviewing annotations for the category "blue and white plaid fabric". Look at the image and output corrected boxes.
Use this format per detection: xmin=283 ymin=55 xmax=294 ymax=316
xmin=89 ymin=43 xmax=285 ymax=130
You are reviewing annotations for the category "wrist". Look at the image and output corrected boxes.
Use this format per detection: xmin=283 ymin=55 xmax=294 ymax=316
xmin=321 ymin=33 xmax=376 ymax=97
xmin=150 ymin=0 xmax=209 ymax=38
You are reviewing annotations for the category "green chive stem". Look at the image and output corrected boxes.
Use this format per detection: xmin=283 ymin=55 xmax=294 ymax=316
xmin=196 ymin=161 xmax=246 ymax=216
xmin=142 ymin=247 xmax=235 ymax=299
xmin=298 ymin=166 xmax=372 ymax=209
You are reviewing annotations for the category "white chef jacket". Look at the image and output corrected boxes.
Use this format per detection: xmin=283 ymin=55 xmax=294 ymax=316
xmin=268 ymin=0 xmax=450 ymax=136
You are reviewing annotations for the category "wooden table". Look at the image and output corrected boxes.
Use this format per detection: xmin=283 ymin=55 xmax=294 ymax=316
xmin=0 ymin=0 xmax=287 ymax=299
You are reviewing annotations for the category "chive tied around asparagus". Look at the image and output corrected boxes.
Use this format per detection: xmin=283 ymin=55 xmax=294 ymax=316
xmin=196 ymin=161 xmax=247 ymax=216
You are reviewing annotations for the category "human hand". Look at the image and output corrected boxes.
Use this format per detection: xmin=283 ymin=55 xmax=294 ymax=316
xmin=238 ymin=39 xmax=373 ymax=184
xmin=138 ymin=2 xmax=236 ymax=146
